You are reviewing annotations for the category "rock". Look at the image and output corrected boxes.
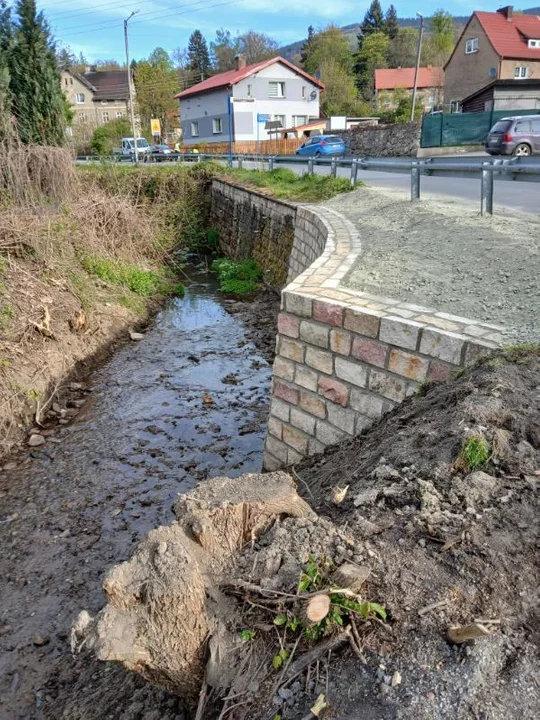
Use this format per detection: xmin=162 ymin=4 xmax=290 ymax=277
xmin=52 ymin=403 xmax=62 ymax=413
xmin=3 ymin=462 xmax=17 ymax=471
xmin=33 ymin=635 xmax=49 ymax=646
xmin=391 ymin=671 xmax=402 ymax=687
xmin=454 ymin=471 xmax=497 ymax=507
xmin=69 ymin=383 xmax=84 ymax=391
xmin=129 ymin=332 xmax=145 ymax=341
xmin=28 ymin=434 xmax=45 ymax=447
xmin=278 ymin=688 xmax=293 ymax=701
xmin=68 ymin=399 xmax=86 ymax=409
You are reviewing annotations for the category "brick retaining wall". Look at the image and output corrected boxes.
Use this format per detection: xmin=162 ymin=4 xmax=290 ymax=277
xmin=263 ymin=206 xmax=504 ymax=470
xmin=209 ymin=178 xmax=504 ymax=470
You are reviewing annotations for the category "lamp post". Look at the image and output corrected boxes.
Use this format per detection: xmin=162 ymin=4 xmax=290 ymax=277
xmin=411 ymin=12 xmax=425 ymax=122
xmin=124 ymin=10 xmax=139 ymax=165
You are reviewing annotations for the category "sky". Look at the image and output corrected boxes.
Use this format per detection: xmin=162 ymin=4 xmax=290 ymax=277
xmin=37 ymin=1 xmax=502 ymax=64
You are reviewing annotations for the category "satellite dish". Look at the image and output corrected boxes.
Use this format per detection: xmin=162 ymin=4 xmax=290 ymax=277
xmin=310 ymin=89 xmax=317 ymax=101
xmin=489 ymin=67 xmax=497 ymax=78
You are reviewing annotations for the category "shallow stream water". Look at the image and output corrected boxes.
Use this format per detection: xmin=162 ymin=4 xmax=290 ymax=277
xmin=0 ymin=269 xmax=274 ymax=719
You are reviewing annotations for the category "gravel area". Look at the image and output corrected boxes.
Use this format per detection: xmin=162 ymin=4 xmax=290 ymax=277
xmin=326 ymin=187 xmax=539 ymax=343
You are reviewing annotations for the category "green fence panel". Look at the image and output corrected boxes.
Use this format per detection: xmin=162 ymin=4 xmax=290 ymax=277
xmin=421 ymin=109 xmax=540 ymax=148
xmin=420 ymin=114 xmax=442 ymax=148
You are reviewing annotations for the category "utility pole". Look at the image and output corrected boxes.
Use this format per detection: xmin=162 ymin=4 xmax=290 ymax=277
xmin=124 ymin=10 xmax=139 ymax=165
xmin=411 ymin=12 xmax=424 ymax=122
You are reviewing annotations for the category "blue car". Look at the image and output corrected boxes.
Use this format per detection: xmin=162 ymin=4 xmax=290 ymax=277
xmin=295 ymin=135 xmax=346 ymax=157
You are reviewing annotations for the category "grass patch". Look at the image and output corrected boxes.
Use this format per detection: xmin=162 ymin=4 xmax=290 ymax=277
xmin=211 ymin=257 xmax=262 ymax=295
xmin=82 ymin=255 xmax=163 ymax=296
xmin=229 ymin=168 xmax=359 ymax=202
xmin=459 ymin=434 xmax=490 ymax=471
xmin=0 ymin=304 xmax=14 ymax=330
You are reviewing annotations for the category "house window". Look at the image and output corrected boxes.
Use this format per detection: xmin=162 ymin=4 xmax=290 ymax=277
xmin=75 ymin=93 xmax=85 ymax=103
xmin=78 ymin=111 xmax=87 ymax=123
xmin=528 ymin=39 xmax=540 ymax=48
xmin=116 ymin=111 xmax=124 ymax=118
xmin=465 ymin=37 xmax=478 ymax=54
xmin=268 ymin=81 xmax=285 ymax=98
xmin=514 ymin=66 xmax=528 ymax=78
xmin=450 ymin=100 xmax=460 ymax=113
xmin=292 ymin=115 xmax=307 ymax=127
xmin=70 ymin=78 xmax=73 ymax=85
xmin=102 ymin=111 xmax=109 ymax=122
xmin=247 ymin=84 xmax=252 ymax=97
xmin=191 ymin=121 xmax=199 ymax=137
xmin=212 ymin=117 xmax=222 ymax=134
xmin=302 ymin=86 xmax=306 ymax=98
xmin=273 ymin=114 xmax=286 ymax=127
xmin=64 ymin=78 xmax=68 ymax=87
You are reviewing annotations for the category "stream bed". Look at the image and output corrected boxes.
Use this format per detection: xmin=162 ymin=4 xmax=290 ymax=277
xmin=0 ymin=269 xmax=278 ymax=719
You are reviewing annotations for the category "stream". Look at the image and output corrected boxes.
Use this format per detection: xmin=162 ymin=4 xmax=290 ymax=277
xmin=0 ymin=268 xmax=277 ymax=719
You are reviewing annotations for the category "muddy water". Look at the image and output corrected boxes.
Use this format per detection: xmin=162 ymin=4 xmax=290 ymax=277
xmin=0 ymin=270 xmax=275 ymax=719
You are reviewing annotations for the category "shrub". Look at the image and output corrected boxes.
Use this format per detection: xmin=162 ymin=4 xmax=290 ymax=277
xmin=90 ymin=118 xmax=133 ymax=155
xmin=211 ymin=257 xmax=262 ymax=295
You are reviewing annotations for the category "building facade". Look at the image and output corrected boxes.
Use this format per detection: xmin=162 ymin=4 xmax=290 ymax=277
xmin=177 ymin=56 xmax=323 ymax=145
xmin=460 ymin=78 xmax=540 ymax=112
xmin=444 ymin=6 xmax=540 ymax=112
xmin=374 ymin=67 xmax=444 ymax=112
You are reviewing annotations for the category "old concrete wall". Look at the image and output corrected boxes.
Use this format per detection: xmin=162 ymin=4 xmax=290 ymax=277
xmin=211 ymin=180 xmax=296 ymax=290
xmin=336 ymin=122 xmax=421 ymax=157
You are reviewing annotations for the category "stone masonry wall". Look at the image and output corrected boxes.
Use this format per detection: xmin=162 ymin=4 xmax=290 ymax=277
xmin=263 ymin=206 xmax=504 ymax=470
xmin=336 ymin=122 xmax=421 ymax=157
xmin=211 ymin=180 xmax=296 ymax=290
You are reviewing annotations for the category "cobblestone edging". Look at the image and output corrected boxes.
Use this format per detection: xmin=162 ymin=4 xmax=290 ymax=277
xmin=263 ymin=205 xmax=505 ymax=470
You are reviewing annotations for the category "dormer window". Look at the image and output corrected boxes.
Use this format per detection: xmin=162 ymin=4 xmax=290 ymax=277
xmin=528 ymin=39 xmax=540 ymax=48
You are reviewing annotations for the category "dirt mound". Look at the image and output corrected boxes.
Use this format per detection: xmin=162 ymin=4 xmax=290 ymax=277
xmin=74 ymin=350 xmax=539 ymax=719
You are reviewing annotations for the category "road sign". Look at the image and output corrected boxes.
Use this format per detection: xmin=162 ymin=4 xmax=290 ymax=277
xmin=150 ymin=118 xmax=161 ymax=136
xmin=257 ymin=113 xmax=271 ymax=123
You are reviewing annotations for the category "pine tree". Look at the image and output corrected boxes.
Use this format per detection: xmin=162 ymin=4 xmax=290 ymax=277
xmin=385 ymin=5 xmax=399 ymax=40
xmin=187 ymin=30 xmax=211 ymax=81
xmin=357 ymin=0 xmax=386 ymax=52
xmin=0 ymin=1 xmax=11 ymax=125
xmin=300 ymin=25 xmax=315 ymax=69
xmin=9 ymin=0 xmax=65 ymax=145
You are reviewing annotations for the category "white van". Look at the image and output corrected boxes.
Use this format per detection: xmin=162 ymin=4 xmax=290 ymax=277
xmin=120 ymin=137 xmax=151 ymax=159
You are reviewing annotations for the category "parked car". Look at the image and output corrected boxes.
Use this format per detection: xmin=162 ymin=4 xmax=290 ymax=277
xmin=485 ymin=115 xmax=540 ymax=156
xmin=295 ymin=135 xmax=346 ymax=157
xmin=149 ymin=144 xmax=173 ymax=161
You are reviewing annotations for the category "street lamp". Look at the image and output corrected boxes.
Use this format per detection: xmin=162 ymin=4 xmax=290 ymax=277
xmin=411 ymin=12 xmax=425 ymax=122
xmin=124 ymin=10 xmax=139 ymax=165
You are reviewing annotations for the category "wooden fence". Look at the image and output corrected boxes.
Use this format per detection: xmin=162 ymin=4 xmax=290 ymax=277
xmin=179 ymin=138 xmax=300 ymax=156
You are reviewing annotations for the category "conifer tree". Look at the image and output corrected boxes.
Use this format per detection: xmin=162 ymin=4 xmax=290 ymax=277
xmin=9 ymin=0 xmax=65 ymax=144
xmin=187 ymin=30 xmax=211 ymax=81
xmin=385 ymin=5 xmax=399 ymax=40
xmin=357 ymin=0 xmax=386 ymax=52
xmin=300 ymin=25 xmax=315 ymax=69
xmin=0 ymin=1 xmax=11 ymax=125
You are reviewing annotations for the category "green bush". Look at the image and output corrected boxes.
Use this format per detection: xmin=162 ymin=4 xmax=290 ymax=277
xmin=211 ymin=257 xmax=262 ymax=295
xmin=90 ymin=118 xmax=133 ymax=155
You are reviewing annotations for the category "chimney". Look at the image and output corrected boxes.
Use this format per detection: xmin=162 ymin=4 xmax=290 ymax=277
xmin=234 ymin=54 xmax=246 ymax=71
xmin=497 ymin=6 xmax=513 ymax=21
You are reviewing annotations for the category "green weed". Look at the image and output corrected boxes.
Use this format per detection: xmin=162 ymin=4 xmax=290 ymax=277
xmin=459 ymin=435 xmax=490 ymax=471
xmin=239 ymin=629 xmax=256 ymax=642
xmin=230 ymin=168 xmax=360 ymax=202
xmin=82 ymin=256 xmax=162 ymax=296
xmin=211 ymin=257 xmax=262 ymax=295
xmin=25 ymin=388 xmax=41 ymax=402
xmin=0 ymin=304 xmax=14 ymax=329
xmin=0 ymin=256 xmax=7 ymax=274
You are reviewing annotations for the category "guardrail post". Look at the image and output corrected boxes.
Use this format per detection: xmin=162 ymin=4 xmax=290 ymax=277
xmin=411 ymin=161 xmax=421 ymax=200
xmin=330 ymin=158 xmax=337 ymax=177
xmin=308 ymin=158 xmax=314 ymax=175
xmin=238 ymin=155 xmax=243 ymax=169
xmin=481 ymin=163 xmax=494 ymax=215
xmin=350 ymin=159 xmax=359 ymax=186
xmin=268 ymin=156 xmax=274 ymax=171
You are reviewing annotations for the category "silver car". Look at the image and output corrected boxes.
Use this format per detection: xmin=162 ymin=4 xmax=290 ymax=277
xmin=485 ymin=115 xmax=540 ymax=156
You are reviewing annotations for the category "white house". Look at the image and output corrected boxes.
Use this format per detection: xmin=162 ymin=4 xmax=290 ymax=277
xmin=176 ymin=55 xmax=323 ymax=145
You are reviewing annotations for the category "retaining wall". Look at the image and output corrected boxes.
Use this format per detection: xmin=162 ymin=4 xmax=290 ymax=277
xmin=208 ymin=178 xmax=503 ymax=470
xmin=263 ymin=207 xmax=504 ymax=470
xmin=336 ymin=122 xmax=421 ymax=157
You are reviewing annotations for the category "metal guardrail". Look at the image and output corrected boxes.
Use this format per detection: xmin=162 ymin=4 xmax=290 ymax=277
xmin=76 ymin=152 xmax=540 ymax=215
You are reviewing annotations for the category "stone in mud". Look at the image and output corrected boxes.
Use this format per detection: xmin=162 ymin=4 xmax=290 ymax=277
xmin=28 ymin=434 xmax=45 ymax=447
xmin=73 ymin=472 xmax=316 ymax=707
xmin=129 ymin=332 xmax=145 ymax=341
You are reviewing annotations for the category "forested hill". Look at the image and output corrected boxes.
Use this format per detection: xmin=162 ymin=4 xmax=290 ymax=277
xmin=278 ymin=7 xmax=540 ymax=61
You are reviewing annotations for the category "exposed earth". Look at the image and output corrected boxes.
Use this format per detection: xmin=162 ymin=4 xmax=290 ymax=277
xmin=331 ymin=187 xmax=540 ymax=343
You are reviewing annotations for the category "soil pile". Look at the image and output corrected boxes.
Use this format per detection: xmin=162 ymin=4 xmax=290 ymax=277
xmin=74 ymin=349 xmax=539 ymax=719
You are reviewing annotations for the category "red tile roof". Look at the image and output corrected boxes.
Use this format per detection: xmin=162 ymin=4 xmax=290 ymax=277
xmin=375 ymin=67 xmax=444 ymax=91
xmin=475 ymin=10 xmax=540 ymax=59
xmin=175 ymin=56 xmax=324 ymax=99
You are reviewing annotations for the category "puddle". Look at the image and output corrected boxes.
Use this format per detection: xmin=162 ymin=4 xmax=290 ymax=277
xmin=0 ymin=269 xmax=274 ymax=718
